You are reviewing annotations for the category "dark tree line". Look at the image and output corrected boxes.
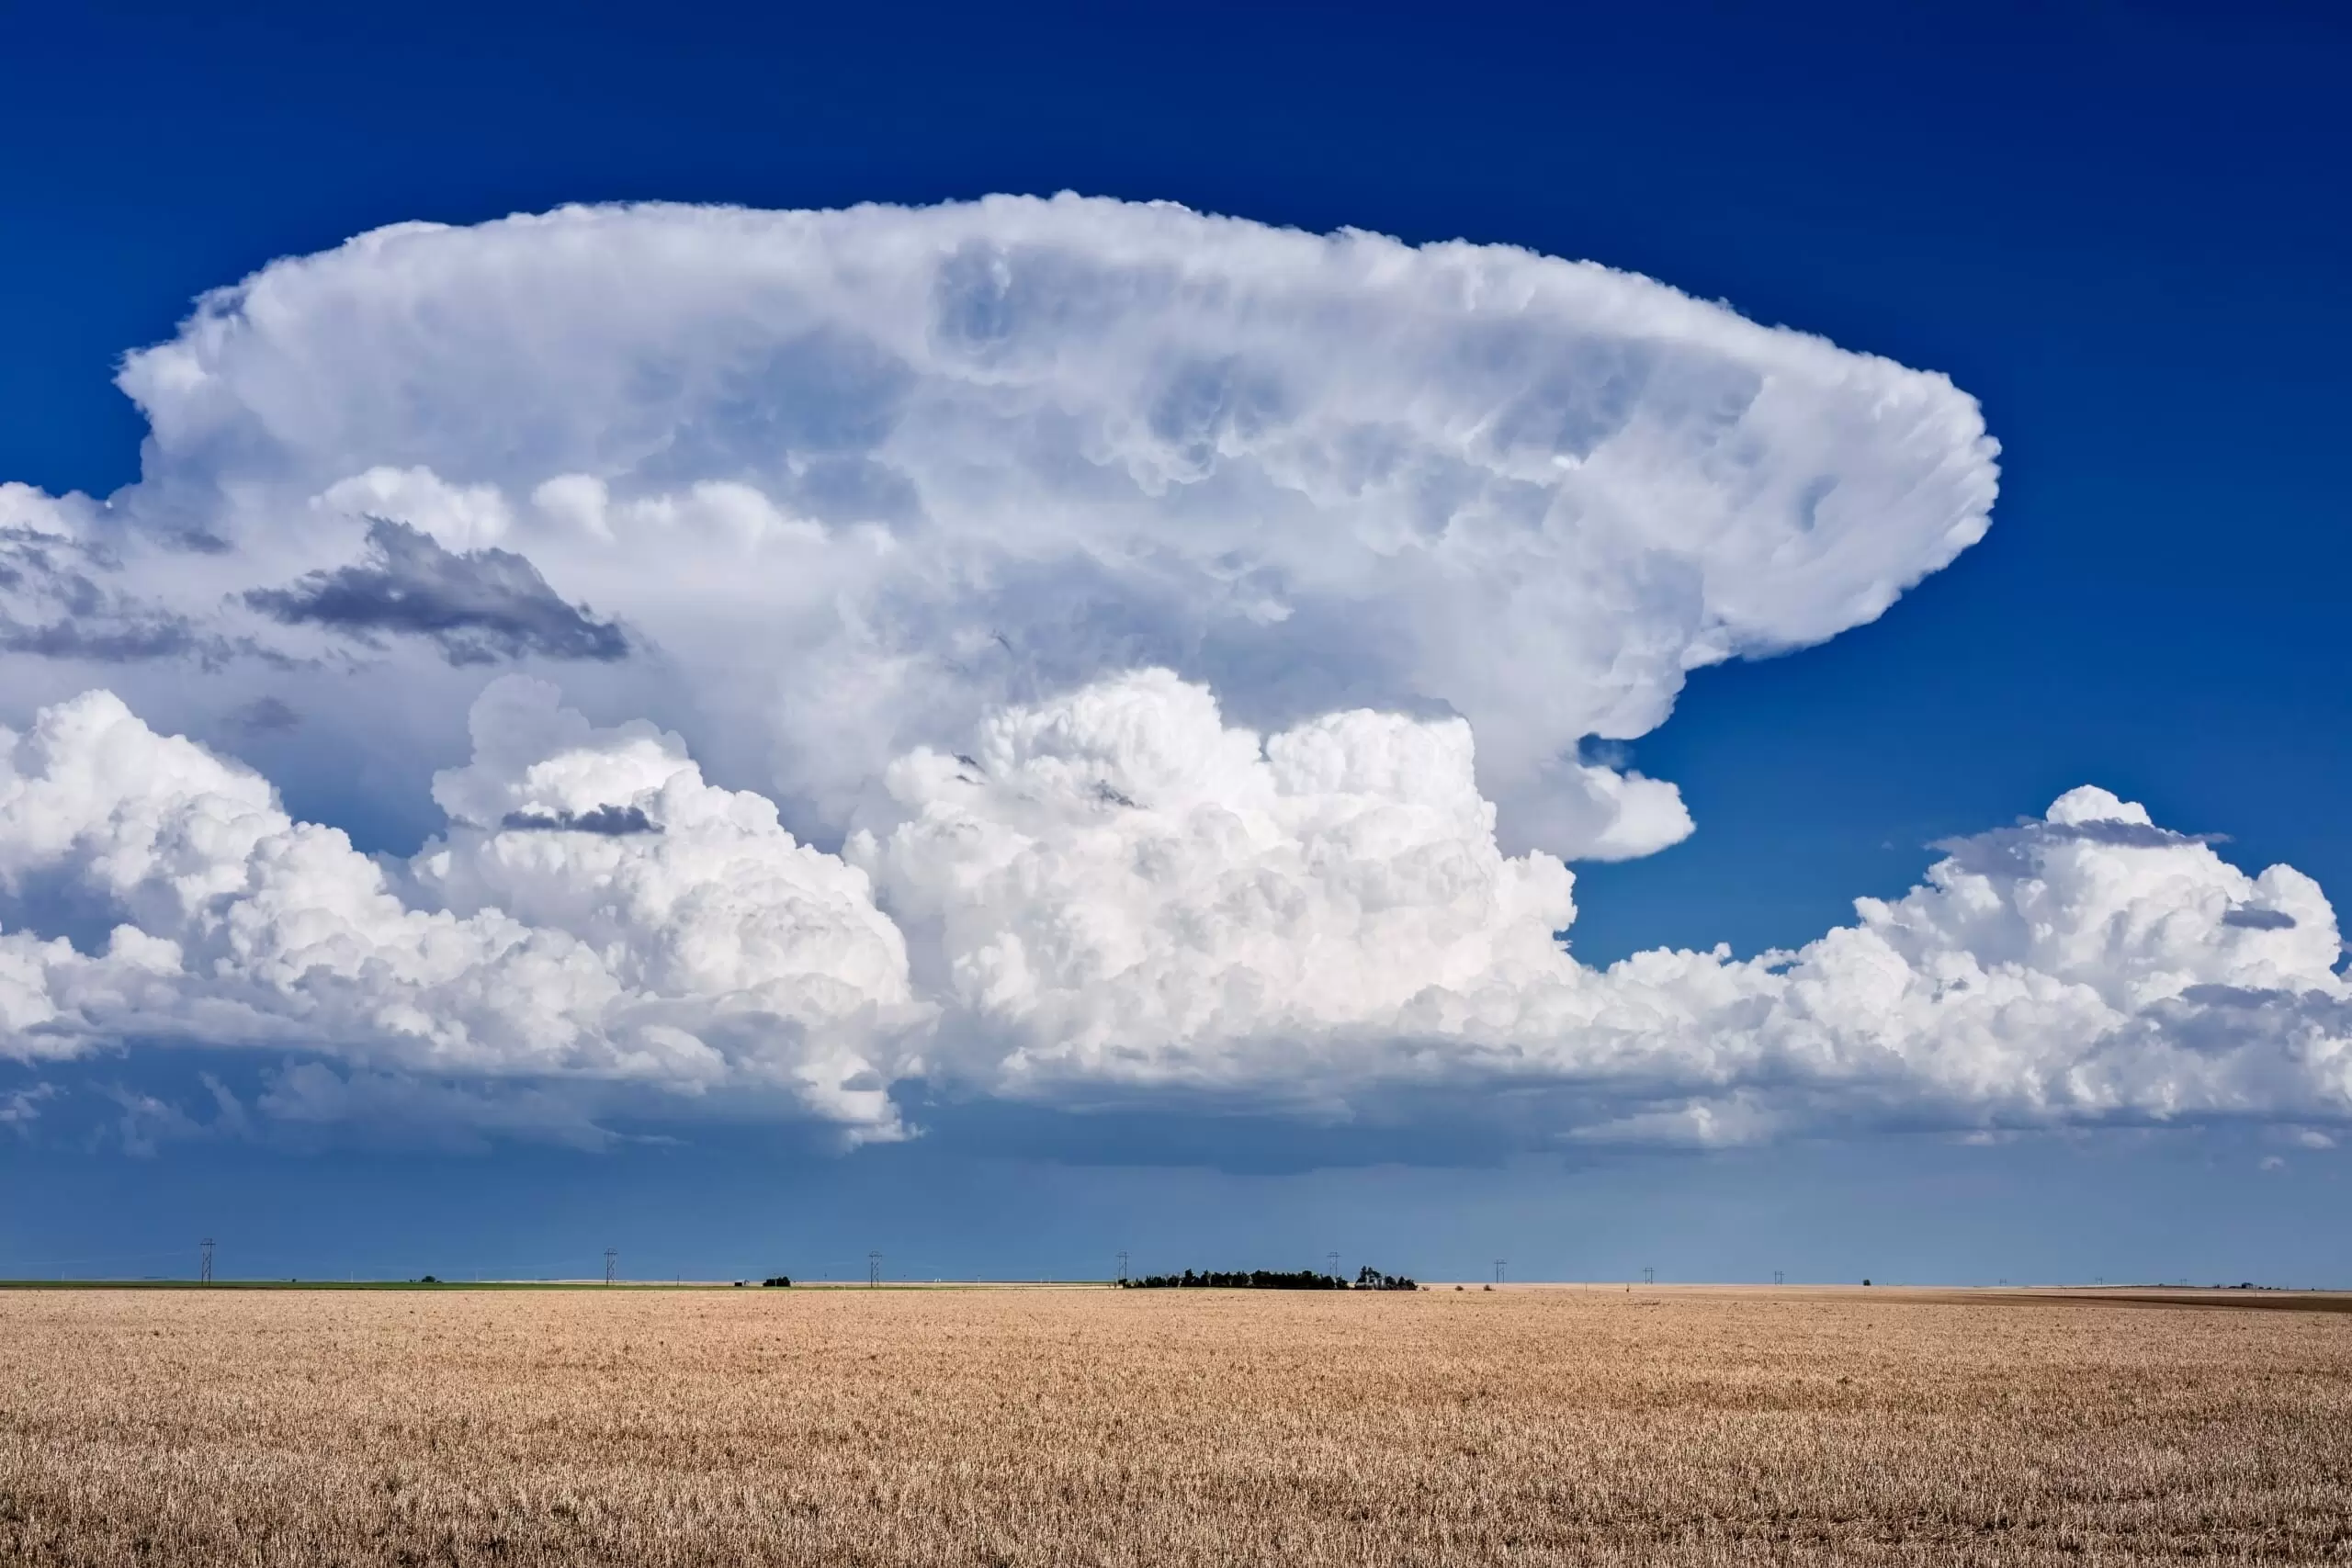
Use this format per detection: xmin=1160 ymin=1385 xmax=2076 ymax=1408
xmin=1120 ymin=1265 xmax=1419 ymax=1291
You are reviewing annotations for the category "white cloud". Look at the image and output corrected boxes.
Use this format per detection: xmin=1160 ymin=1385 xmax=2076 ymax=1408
xmin=0 ymin=683 xmax=923 ymax=1138
xmin=2 ymin=196 xmax=1996 ymax=861
xmin=1 ymin=676 xmax=2346 ymax=1147
xmin=855 ymin=672 xmax=2352 ymax=1136
xmin=6 ymin=197 xmax=2338 ymax=1154
xmin=316 ymin=467 xmax=516 ymax=552
xmin=850 ymin=669 xmax=1580 ymax=1089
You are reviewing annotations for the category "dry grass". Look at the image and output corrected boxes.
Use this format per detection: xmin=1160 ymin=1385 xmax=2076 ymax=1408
xmin=4 ymin=1283 xmax=2350 ymax=1565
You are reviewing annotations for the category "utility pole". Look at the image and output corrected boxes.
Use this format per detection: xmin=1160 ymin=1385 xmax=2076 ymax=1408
xmin=1494 ymin=1258 xmax=1507 ymax=1285
xmin=867 ymin=1251 xmax=882 ymax=1288
xmin=1643 ymin=1265 xmax=1655 ymax=1286
xmin=199 ymin=1237 xmax=214 ymax=1287
xmin=605 ymin=1248 xmax=617 ymax=1286
xmin=1116 ymin=1250 xmax=1129 ymax=1283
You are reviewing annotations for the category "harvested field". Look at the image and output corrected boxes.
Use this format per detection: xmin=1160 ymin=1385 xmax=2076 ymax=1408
xmin=4 ymin=1284 xmax=2350 ymax=1565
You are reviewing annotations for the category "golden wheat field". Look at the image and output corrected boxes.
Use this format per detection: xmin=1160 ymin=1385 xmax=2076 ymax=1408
xmin=3 ymin=1283 xmax=2350 ymax=1566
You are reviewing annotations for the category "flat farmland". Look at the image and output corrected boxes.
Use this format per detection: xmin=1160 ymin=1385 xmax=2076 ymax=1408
xmin=4 ymin=1284 xmax=2349 ymax=1565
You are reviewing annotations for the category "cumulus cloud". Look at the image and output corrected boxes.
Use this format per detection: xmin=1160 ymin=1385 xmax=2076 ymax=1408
xmin=0 ymin=682 xmax=923 ymax=1138
xmin=2 ymin=196 xmax=1996 ymax=860
xmin=0 ymin=675 xmax=2344 ymax=1150
xmin=850 ymin=675 xmax=2352 ymax=1138
xmin=851 ymin=669 xmax=1581 ymax=1088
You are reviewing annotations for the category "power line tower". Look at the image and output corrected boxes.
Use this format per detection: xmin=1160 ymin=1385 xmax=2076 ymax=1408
xmin=1493 ymin=1258 xmax=1507 ymax=1285
xmin=1642 ymin=1265 xmax=1655 ymax=1286
xmin=1116 ymin=1250 xmax=1129 ymax=1283
xmin=1327 ymin=1250 xmax=1340 ymax=1280
xmin=199 ymin=1237 xmax=213 ymax=1287
xmin=604 ymin=1248 xmax=616 ymax=1286
xmin=1772 ymin=1269 xmax=1784 ymax=1286
xmin=867 ymin=1251 xmax=882 ymax=1288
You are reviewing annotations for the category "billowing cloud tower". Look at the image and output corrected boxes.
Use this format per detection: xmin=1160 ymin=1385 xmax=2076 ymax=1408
xmin=0 ymin=197 xmax=2342 ymax=1149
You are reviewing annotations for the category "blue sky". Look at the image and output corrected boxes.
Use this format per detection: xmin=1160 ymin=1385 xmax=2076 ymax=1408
xmin=2 ymin=0 xmax=2348 ymax=1285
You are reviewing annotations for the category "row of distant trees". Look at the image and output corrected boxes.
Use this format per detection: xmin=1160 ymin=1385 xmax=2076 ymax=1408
xmin=1122 ymin=1265 xmax=1419 ymax=1291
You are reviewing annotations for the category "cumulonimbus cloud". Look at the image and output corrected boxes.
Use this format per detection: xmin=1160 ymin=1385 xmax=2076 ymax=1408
xmin=0 ymin=195 xmax=1996 ymax=861
xmin=0 ymin=197 xmax=2340 ymax=1152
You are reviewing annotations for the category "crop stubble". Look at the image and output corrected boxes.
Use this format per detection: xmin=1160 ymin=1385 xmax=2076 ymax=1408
xmin=2 ymin=1284 xmax=2348 ymax=1564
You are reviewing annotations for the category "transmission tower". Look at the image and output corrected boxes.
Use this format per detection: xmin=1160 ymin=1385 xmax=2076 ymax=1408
xmin=1327 ymin=1250 xmax=1340 ymax=1280
xmin=1772 ymin=1269 xmax=1784 ymax=1286
xmin=1494 ymin=1258 xmax=1507 ymax=1285
xmin=1116 ymin=1250 xmax=1129 ymax=1283
xmin=199 ymin=1237 xmax=214 ymax=1287
xmin=1643 ymin=1265 xmax=1655 ymax=1286
xmin=604 ymin=1247 xmax=616 ymax=1286
xmin=867 ymin=1250 xmax=882 ymax=1288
